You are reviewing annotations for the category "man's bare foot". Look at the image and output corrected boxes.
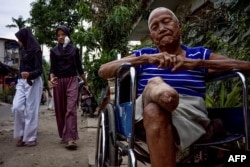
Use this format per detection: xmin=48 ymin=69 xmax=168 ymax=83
xmin=142 ymin=77 xmax=179 ymax=112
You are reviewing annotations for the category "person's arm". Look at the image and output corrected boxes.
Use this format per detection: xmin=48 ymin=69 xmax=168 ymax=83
xmin=28 ymin=50 xmax=43 ymax=79
xmin=172 ymin=52 xmax=250 ymax=75
xmin=98 ymin=52 xmax=175 ymax=79
xmin=49 ymin=50 xmax=58 ymax=87
xmin=99 ymin=54 xmax=143 ymax=79
xmin=49 ymin=50 xmax=55 ymax=78
xmin=200 ymin=59 xmax=250 ymax=75
xmin=81 ymin=73 xmax=88 ymax=87
xmin=200 ymin=52 xmax=250 ymax=75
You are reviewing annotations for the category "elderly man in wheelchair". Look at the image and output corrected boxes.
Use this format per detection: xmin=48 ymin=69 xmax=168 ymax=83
xmin=97 ymin=7 xmax=250 ymax=167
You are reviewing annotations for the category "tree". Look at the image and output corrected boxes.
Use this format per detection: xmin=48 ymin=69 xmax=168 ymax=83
xmin=73 ymin=0 xmax=145 ymax=96
xmin=176 ymin=0 xmax=250 ymax=105
xmin=29 ymin=0 xmax=82 ymax=92
xmin=177 ymin=0 xmax=250 ymax=61
xmin=6 ymin=16 xmax=27 ymax=30
xmin=29 ymin=0 xmax=80 ymax=47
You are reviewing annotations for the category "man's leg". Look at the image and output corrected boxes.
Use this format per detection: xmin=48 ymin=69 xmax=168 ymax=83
xmin=141 ymin=76 xmax=179 ymax=167
xmin=143 ymin=77 xmax=179 ymax=112
xmin=143 ymin=103 xmax=176 ymax=167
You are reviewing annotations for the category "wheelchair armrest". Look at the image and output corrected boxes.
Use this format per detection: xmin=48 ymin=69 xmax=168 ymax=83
xmin=115 ymin=63 xmax=136 ymax=104
xmin=116 ymin=63 xmax=134 ymax=82
xmin=205 ymin=69 xmax=242 ymax=82
xmin=115 ymin=63 xmax=137 ymax=141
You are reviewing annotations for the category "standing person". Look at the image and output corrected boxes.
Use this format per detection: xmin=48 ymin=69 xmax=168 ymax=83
xmin=98 ymin=7 xmax=250 ymax=166
xmin=49 ymin=25 xmax=88 ymax=150
xmin=12 ymin=28 xmax=43 ymax=147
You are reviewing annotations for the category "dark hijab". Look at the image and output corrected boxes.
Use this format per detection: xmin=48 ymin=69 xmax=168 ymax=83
xmin=15 ymin=28 xmax=41 ymax=62
xmin=51 ymin=25 xmax=76 ymax=58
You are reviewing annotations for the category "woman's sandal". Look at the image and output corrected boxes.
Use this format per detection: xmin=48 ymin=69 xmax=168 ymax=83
xmin=16 ymin=137 xmax=25 ymax=147
xmin=26 ymin=141 xmax=37 ymax=147
xmin=16 ymin=140 xmax=25 ymax=147
xmin=60 ymin=140 xmax=67 ymax=144
xmin=65 ymin=141 xmax=77 ymax=150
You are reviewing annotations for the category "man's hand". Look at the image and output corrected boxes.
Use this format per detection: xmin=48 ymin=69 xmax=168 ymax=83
xmin=149 ymin=52 xmax=177 ymax=68
xmin=172 ymin=57 xmax=201 ymax=71
xmin=148 ymin=53 xmax=200 ymax=71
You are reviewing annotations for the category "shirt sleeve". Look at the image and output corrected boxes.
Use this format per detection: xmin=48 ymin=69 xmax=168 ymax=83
xmin=29 ymin=50 xmax=43 ymax=79
xmin=49 ymin=50 xmax=55 ymax=75
xmin=203 ymin=48 xmax=211 ymax=60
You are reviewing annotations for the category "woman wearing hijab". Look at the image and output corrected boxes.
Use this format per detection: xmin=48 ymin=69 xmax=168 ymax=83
xmin=50 ymin=25 xmax=88 ymax=150
xmin=12 ymin=28 xmax=43 ymax=147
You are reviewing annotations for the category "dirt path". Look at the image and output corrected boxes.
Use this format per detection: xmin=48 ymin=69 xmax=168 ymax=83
xmin=0 ymin=104 xmax=96 ymax=167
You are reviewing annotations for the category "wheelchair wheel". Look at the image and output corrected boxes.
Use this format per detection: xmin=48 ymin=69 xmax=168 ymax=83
xmin=95 ymin=110 xmax=106 ymax=167
xmin=95 ymin=103 xmax=118 ymax=167
xmin=106 ymin=103 xmax=118 ymax=166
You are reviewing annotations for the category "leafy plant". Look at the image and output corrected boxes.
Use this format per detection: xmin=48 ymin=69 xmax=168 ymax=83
xmin=5 ymin=16 xmax=27 ymax=29
xmin=176 ymin=0 xmax=250 ymax=105
xmin=29 ymin=0 xmax=80 ymax=47
xmin=205 ymin=81 xmax=242 ymax=108
xmin=0 ymin=88 xmax=9 ymax=103
xmin=74 ymin=0 xmax=143 ymax=98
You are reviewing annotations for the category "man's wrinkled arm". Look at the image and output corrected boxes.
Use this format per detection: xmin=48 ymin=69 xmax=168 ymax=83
xmin=98 ymin=54 xmax=153 ymax=79
xmin=199 ymin=59 xmax=250 ymax=75
xmin=172 ymin=53 xmax=250 ymax=75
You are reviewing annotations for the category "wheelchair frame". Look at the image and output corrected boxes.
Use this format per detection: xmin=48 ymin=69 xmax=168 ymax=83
xmin=95 ymin=63 xmax=249 ymax=167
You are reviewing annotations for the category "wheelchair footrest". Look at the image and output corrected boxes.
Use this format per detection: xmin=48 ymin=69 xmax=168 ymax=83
xmin=193 ymin=133 xmax=243 ymax=147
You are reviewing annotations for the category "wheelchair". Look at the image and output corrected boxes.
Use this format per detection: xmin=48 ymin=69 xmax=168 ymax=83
xmin=95 ymin=63 xmax=249 ymax=167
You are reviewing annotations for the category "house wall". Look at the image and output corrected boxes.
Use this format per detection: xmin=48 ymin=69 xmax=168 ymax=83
xmin=0 ymin=38 xmax=19 ymax=97
xmin=0 ymin=39 xmax=5 ymax=63
xmin=0 ymin=38 xmax=20 ymax=67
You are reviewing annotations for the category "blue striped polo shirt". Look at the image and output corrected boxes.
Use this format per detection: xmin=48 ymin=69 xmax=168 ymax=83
xmin=133 ymin=45 xmax=211 ymax=98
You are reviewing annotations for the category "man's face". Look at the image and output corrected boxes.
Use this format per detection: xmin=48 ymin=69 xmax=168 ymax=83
xmin=149 ymin=10 xmax=181 ymax=47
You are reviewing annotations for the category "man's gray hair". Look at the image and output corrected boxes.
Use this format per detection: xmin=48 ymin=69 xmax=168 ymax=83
xmin=148 ymin=7 xmax=179 ymax=29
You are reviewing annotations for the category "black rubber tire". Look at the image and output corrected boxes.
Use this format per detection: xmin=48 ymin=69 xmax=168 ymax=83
xmin=95 ymin=111 xmax=107 ymax=167
xmin=95 ymin=103 xmax=118 ymax=167
xmin=106 ymin=103 xmax=118 ymax=166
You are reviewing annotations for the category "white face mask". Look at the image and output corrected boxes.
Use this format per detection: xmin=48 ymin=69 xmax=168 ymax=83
xmin=63 ymin=36 xmax=70 ymax=48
